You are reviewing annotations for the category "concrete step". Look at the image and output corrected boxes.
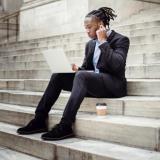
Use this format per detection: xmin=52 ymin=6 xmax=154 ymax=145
xmin=1 ymin=122 xmax=160 ymax=160
xmin=0 ymin=47 xmax=85 ymax=58
xmin=0 ymin=51 xmax=159 ymax=69
xmin=129 ymin=43 xmax=160 ymax=54
xmin=117 ymin=26 xmax=160 ymax=37
xmin=1 ymin=41 xmax=160 ymax=60
xmin=0 ymin=78 xmax=160 ymax=96
xmin=0 ymin=44 xmax=85 ymax=57
xmin=127 ymin=52 xmax=160 ymax=65
xmin=0 ymin=146 xmax=43 ymax=160
xmin=0 ymin=53 xmax=45 ymax=62
xmin=0 ymin=107 xmax=160 ymax=150
xmin=0 ymin=50 xmax=160 ymax=70
xmin=0 ymin=69 xmax=51 ymax=79
xmin=0 ymin=61 xmax=49 ymax=71
xmin=0 ymin=58 xmax=83 ymax=70
xmin=0 ymin=36 xmax=87 ymax=52
xmin=126 ymin=64 xmax=160 ymax=79
xmin=0 ymin=39 xmax=159 ymax=63
xmin=118 ymin=14 xmax=160 ymax=26
xmin=113 ymin=20 xmax=160 ymax=31
xmin=0 ymin=26 xmax=159 ymax=53
xmin=38 ymin=94 xmax=160 ymax=119
xmin=0 ymin=49 xmax=84 ymax=64
xmin=0 ymin=40 xmax=85 ymax=53
xmin=0 ymin=79 xmax=48 ymax=91
xmin=62 ymin=114 xmax=160 ymax=150
xmin=0 ymin=34 xmax=159 ymax=60
xmin=0 ymin=89 xmax=160 ymax=118
xmin=127 ymin=79 xmax=160 ymax=96
xmin=129 ymin=34 xmax=160 ymax=45
xmin=0 ymin=64 xmax=159 ymax=79
xmin=0 ymin=32 xmax=160 ymax=56
xmin=0 ymin=51 xmax=159 ymax=70
xmin=0 ymin=45 xmax=160 ymax=68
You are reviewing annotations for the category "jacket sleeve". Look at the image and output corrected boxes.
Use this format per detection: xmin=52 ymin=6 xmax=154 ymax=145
xmin=78 ymin=42 xmax=89 ymax=70
xmin=98 ymin=36 xmax=130 ymax=73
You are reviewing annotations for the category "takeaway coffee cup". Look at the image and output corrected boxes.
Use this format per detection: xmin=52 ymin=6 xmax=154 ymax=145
xmin=96 ymin=103 xmax=107 ymax=116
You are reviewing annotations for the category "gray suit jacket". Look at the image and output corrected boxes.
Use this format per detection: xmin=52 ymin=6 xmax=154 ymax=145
xmin=79 ymin=30 xmax=130 ymax=97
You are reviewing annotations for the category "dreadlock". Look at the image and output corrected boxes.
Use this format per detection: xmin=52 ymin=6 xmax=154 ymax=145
xmin=86 ymin=7 xmax=117 ymax=27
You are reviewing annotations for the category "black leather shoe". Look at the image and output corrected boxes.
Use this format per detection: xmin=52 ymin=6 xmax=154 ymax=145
xmin=17 ymin=118 xmax=48 ymax=135
xmin=41 ymin=123 xmax=74 ymax=140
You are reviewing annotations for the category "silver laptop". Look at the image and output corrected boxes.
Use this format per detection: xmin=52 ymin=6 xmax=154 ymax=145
xmin=43 ymin=48 xmax=74 ymax=73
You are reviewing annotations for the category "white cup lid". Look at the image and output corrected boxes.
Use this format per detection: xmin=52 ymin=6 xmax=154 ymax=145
xmin=96 ymin=105 xmax=107 ymax=109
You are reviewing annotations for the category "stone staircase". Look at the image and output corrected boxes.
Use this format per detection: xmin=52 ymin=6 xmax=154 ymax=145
xmin=0 ymin=145 xmax=42 ymax=160
xmin=0 ymin=5 xmax=160 ymax=160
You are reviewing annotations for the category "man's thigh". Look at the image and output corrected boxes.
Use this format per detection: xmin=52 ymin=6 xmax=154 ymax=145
xmin=75 ymin=71 xmax=111 ymax=98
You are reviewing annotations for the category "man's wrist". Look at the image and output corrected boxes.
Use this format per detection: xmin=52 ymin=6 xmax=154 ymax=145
xmin=99 ymin=39 xmax=107 ymax=44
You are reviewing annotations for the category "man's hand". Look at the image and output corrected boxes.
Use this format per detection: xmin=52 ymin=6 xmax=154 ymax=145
xmin=71 ymin=64 xmax=79 ymax=72
xmin=96 ymin=25 xmax=107 ymax=43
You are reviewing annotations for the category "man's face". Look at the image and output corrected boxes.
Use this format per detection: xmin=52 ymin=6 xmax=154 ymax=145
xmin=84 ymin=17 xmax=100 ymax=39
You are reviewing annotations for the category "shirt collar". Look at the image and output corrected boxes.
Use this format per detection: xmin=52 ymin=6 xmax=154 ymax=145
xmin=107 ymin=29 xmax=112 ymax=38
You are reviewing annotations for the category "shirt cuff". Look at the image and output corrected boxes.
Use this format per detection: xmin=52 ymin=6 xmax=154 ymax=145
xmin=98 ymin=40 xmax=108 ymax=46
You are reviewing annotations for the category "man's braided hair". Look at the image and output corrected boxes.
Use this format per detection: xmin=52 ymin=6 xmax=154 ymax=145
xmin=86 ymin=7 xmax=117 ymax=27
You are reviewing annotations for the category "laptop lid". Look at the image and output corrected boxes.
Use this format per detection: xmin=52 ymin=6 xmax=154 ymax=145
xmin=43 ymin=48 xmax=74 ymax=73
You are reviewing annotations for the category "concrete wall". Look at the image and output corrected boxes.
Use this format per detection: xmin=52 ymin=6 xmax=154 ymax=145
xmin=88 ymin=0 xmax=157 ymax=22
xmin=1 ymin=0 xmax=23 ymax=12
xmin=19 ymin=0 xmax=88 ymax=40
xmin=19 ymin=0 xmax=158 ymax=41
xmin=136 ymin=0 xmax=160 ymax=4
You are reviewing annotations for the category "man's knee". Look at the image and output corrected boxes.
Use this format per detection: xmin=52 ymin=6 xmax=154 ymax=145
xmin=74 ymin=71 xmax=87 ymax=81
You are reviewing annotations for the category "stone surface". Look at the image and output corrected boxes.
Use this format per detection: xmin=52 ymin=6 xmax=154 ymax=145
xmin=127 ymin=79 xmax=160 ymax=96
xmin=19 ymin=0 xmax=88 ymax=40
xmin=0 ymin=146 xmax=42 ymax=160
xmin=0 ymin=64 xmax=159 ymax=79
xmin=1 ymin=122 xmax=160 ymax=160
xmin=0 ymin=0 xmax=160 ymax=159
xmin=127 ymin=52 xmax=160 ymax=65
xmin=136 ymin=0 xmax=160 ymax=4
xmin=126 ymin=64 xmax=160 ymax=79
xmin=1 ymin=0 xmax=22 ymax=12
xmin=1 ymin=89 xmax=160 ymax=118
xmin=19 ymin=0 xmax=157 ymax=40
xmin=1 ymin=104 xmax=160 ymax=150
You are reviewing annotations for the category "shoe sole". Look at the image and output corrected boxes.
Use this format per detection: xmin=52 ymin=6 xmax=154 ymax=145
xmin=41 ymin=133 xmax=75 ymax=141
xmin=17 ymin=129 xmax=48 ymax=135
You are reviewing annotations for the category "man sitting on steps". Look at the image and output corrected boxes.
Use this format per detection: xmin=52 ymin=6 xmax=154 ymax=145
xmin=17 ymin=7 xmax=130 ymax=140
